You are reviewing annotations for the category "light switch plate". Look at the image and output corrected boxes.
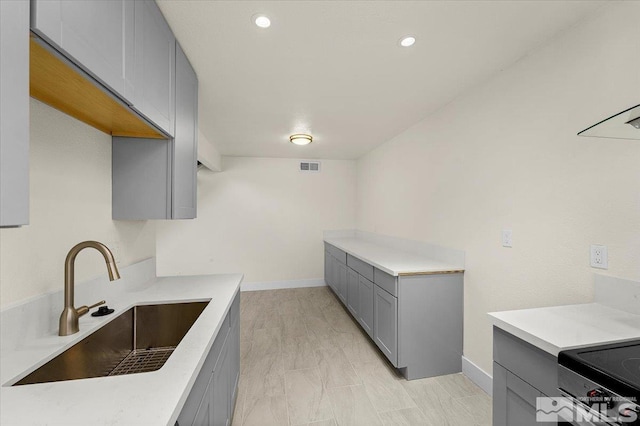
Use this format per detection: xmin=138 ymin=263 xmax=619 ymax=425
xmin=502 ymin=230 xmax=513 ymax=248
xmin=590 ymin=244 xmax=608 ymax=269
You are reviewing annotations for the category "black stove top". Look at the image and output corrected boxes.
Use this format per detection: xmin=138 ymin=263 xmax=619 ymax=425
xmin=559 ymin=340 xmax=640 ymax=402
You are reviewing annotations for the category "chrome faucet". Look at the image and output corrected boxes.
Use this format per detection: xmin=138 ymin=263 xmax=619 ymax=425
xmin=59 ymin=241 xmax=121 ymax=336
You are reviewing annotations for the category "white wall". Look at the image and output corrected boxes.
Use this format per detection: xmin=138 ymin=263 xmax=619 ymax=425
xmin=156 ymin=157 xmax=356 ymax=284
xmin=0 ymin=100 xmax=156 ymax=308
xmin=356 ymin=2 xmax=640 ymax=375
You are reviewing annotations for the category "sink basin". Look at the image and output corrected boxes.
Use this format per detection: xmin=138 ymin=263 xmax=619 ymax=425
xmin=13 ymin=301 xmax=209 ymax=386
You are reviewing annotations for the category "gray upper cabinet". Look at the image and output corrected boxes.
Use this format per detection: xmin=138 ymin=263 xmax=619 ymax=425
xmin=374 ymin=285 xmax=398 ymax=366
xmin=113 ymin=40 xmax=198 ymax=220
xmin=30 ymin=0 xmax=135 ymax=103
xmin=172 ymin=42 xmax=198 ymax=219
xmin=112 ymin=137 xmax=172 ymax=220
xmin=0 ymin=0 xmax=29 ymax=227
xmin=132 ymin=0 xmax=175 ymax=137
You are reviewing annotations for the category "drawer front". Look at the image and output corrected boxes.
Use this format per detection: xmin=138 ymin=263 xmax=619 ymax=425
xmin=347 ymin=254 xmax=374 ymax=282
xmin=493 ymin=327 xmax=558 ymax=397
xmin=325 ymin=243 xmax=347 ymax=264
xmin=373 ymin=268 xmax=397 ymax=297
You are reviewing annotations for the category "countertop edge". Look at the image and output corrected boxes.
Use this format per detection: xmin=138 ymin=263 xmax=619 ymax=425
xmin=324 ymin=238 xmax=463 ymax=276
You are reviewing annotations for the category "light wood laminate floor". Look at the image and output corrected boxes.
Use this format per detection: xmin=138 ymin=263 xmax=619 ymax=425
xmin=233 ymin=287 xmax=492 ymax=426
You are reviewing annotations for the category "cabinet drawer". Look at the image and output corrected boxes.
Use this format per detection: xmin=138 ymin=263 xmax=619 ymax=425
xmin=493 ymin=327 xmax=558 ymax=397
xmin=373 ymin=268 xmax=397 ymax=297
xmin=347 ymin=254 xmax=374 ymax=282
xmin=325 ymin=243 xmax=347 ymax=264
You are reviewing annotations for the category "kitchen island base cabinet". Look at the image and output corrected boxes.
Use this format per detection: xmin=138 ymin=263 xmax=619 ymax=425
xmin=492 ymin=327 xmax=560 ymax=426
xmin=324 ymin=242 xmax=463 ymax=380
xmin=177 ymin=291 xmax=240 ymax=426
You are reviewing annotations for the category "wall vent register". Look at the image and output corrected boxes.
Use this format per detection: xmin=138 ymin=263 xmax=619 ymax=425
xmin=300 ymin=161 xmax=321 ymax=172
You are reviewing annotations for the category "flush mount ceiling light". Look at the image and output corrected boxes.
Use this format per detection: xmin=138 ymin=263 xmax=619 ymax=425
xmin=253 ymin=14 xmax=271 ymax=28
xmin=399 ymin=36 xmax=416 ymax=47
xmin=289 ymin=134 xmax=313 ymax=146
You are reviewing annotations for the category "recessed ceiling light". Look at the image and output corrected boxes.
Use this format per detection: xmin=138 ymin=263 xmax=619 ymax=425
xmin=254 ymin=15 xmax=271 ymax=28
xmin=399 ymin=36 xmax=416 ymax=47
xmin=289 ymin=134 xmax=313 ymax=146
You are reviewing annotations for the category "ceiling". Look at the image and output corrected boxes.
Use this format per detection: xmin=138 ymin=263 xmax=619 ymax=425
xmin=157 ymin=0 xmax=605 ymax=160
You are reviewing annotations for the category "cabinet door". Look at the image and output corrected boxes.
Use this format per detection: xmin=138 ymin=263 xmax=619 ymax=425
xmin=172 ymin=42 xmax=198 ymax=219
xmin=0 ymin=0 xmax=29 ymax=227
xmin=229 ymin=311 xmax=240 ymax=416
xmin=212 ymin=343 xmax=230 ymax=426
xmin=324 ymin=250 xmax=331 ymax=287
xmin=192 ymin=374 xmax=214 ymax=426
xmin=133 ymin=0 xmax=175 ymax=136
xmin=347 ymin=268 xmax=359 ymax=317
xmin=336 ymin=262 xmax=348 ymax=304
xmin=30 ymin=0 xmax=135 ymax=102
xmin=357 ymin=276 xmax=374 ymax=339
xmin=329 ymin=255 xmax=338 ymax=292
xmin=374 ymin=285 xmax=398 ymax=366
xmin=112 ymin=137 xmax=172 ymax=220
xmin=493 ymin=362 xmax=544 ymax=426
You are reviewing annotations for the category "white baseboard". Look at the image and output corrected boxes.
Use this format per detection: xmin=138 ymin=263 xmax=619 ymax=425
xmin=462 ymin=356 xmax=493 ymax=396
xmin=241 ymin=278 xmax=326 ymax=292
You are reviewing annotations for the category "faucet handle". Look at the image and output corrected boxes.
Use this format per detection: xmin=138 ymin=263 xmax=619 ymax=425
xmin=77 ymin=300 xmax=106 ymax=317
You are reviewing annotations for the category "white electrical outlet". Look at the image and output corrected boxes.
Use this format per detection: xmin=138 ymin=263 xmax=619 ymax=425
xmin=502 ymin=230 xmax=513 ymax=248
xmin=590 ymin=244 xmax=608 ymax=269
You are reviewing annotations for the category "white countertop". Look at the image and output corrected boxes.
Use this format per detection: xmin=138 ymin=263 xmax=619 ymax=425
xmin=324 ymin=236 xmax=464 ymax=276
xmin=489 ymin=303 xmax=640 ymax=356
xmin=0 ymin=273 xmax=243 ymax=425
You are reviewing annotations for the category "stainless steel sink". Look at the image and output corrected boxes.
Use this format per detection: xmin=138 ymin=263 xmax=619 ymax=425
xmin=14 ymin=301 xmax=209 ymax=386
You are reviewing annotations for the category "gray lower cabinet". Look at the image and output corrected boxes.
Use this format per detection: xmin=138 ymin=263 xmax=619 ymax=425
xmin=324 ymin=245 xmax=347 ymax=302
xmin=336 ymin=262 xmax=348 ymax=304
xmin=0 ymin=0 xmax=29 ymax=227
xmin=112 ymin=40 xmax=197 ymax=220
xmin=346 ymin=268 xmax=359 ymax=317
xmin=30 ymin=0 xmax=135 ymax=103
xmin=373 ymin=285 xmax=398 ymax=365
xmin=212 ymin=342 xmax=230 ymax=426
xmin=132 ymin=0 xmax=175 ymax=136
xmin=493 ymin=363 xmax=544 ymax=426
xmin=493 ymin=327 xmax=559 ymax=426
xmin=177 ymin=291 xmax=240 ymax=426
xmin=193 ymin=375 xmax=214 ymax=425
xmin=357 ymin=275 xmax=374 ymax=339
xmin=324 ymin=242 xmax=463 ymax=380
